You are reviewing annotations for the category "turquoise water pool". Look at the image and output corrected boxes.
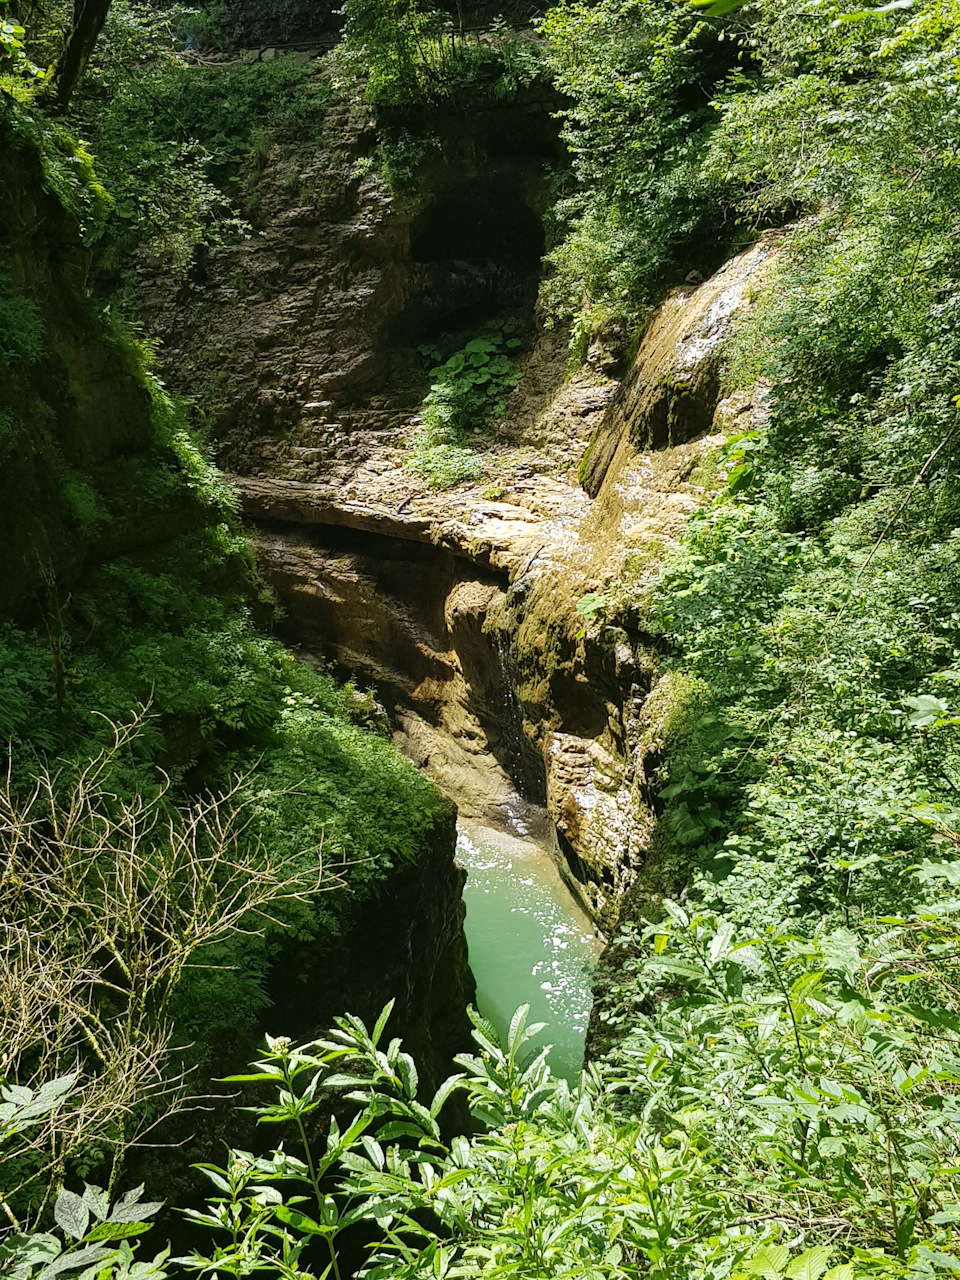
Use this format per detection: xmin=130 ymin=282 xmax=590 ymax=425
xmin=456 ymin=820 xmax=602 ymax=1081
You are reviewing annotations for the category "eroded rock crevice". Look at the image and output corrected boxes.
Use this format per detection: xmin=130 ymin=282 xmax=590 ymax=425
xmin=248 ymin=516 xmax=547 ymax=825
xmin=142 ymin=93 xmax=776 ymax=936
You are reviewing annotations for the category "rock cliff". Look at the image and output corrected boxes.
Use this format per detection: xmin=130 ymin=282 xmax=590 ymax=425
xmin=140 ymin=89 xmax=775 ymax=934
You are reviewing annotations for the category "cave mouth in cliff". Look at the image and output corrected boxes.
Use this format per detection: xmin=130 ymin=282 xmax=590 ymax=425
xmin=397 ymin=183 xmax=544 ymax=342
xmin=410 ymin=182 xmax=544 ymax=265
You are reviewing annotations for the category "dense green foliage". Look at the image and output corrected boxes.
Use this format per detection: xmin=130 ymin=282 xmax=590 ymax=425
xmin=68 ymin=4 xmax=334 ymax=274
xmin=406 ymin=318 xmax=523 ymax=488
xmin=553 ymin=0 xmax=960 ymax=1268
xmin=541 ymin=0 xmax=742 ymax=329
xmin=332 ymin=0 xmax=543 ymax=189
xmin=540 ymin=0 xmax=960 ymax=920
xmin=159 ymin=898 xmax=960 ymax=1280
xmin=0 ymin=395 xmax=442 ymax=1206
xmin=539 ymin=0 xmax=960 ymax=333
xmin=334 ymin=1 xmax=542 ymax=107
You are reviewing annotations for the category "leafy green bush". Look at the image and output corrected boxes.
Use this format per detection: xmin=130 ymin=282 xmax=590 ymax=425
xmin=406 ymin=318 xmax=523 ymax=489
xmin=0 ymin=624 xmax=56 ymax=750
xmin=540 ymin=0 xmax=960 ymax=339
xmin=0 ymin=1079 xmax=168 ymax=1280
xmin=333 ymin=5 xmax=544 ymax=190
xmin=334 ymin=1 xmax=543 ymax=108
xmin=540 ymin=0 xmax=743 ymax=325
xmin=583 ymin=0 xmax=960 ymax=927
xmin=0 ymin=278 xmax=42 ymax=367
xmin=68 ymin=4 xmax=335 ymax=273
xmin=184 ymin=879 xmax=960 ymax=1280
xmin=0 ymin=0 xmax=34 ymax=84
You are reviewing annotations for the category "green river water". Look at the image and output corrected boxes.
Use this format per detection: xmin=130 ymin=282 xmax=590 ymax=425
xmin=456 ymin=820 xmax=603 ymax=1081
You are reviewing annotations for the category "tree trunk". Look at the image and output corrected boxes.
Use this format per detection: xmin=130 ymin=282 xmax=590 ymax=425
xmin=54 ymin=0 xmax=111 ymax=111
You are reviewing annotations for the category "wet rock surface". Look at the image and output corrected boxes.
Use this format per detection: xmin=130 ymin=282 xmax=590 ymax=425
xmin=142 ymin=105 xmax=775 ymax=933
xmin=240 ymin=249 xmax=770 ymax=930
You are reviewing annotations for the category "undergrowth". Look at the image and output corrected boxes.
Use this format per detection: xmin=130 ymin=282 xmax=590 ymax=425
xmin=65 ymin=1 xmax=335 ymax=276
xmin=406 ymin=317 xmax=523 ymax=489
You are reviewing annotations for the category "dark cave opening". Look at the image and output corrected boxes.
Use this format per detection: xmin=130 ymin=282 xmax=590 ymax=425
xmin=395 ymin=180 xmax=544 ymax=343
xmin=410 ymin=181 xmax=545 ymax=265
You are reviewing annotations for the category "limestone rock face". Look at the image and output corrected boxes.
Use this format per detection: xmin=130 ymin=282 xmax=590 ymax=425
xmin=138 ymin=93 xmax=562 ymax=481
xmin=580 ymin=241 xmax=777 ymax=497
xmin=142 ymin=97 xmax=775 ymax=933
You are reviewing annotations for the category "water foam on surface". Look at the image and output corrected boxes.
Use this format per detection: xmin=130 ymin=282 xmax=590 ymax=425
xmin=456 ymin=820 xmax=602 ymax=1081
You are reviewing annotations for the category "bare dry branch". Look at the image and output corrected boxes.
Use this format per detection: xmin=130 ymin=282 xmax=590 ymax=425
xmin=0 ymin=707 xmax=335 ymax=1200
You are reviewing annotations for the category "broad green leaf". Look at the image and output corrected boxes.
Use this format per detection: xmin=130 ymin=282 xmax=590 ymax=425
xmin=430 ymin=1073 xmax=465 ymax=1119
xmin=54 ymin=1191 xmax=89 ymax=1242
xmin=81 ymin=1186 xmax=109 ymax=1224
xmin=744 ymin=1245 xmax=790 ymax=1279
xmin=272 ymin=1206 xmax=324 ymax=1236
xmin=396 ymin=1053 xmax=418 ymax=1099
xmin=86 ymin=1223 xmax=153 ymax=1243
xmin=107 ymin=1188 xmax=161 ymax=1225
xmin=786 ymin=1246 xmax=834 ymax=1280
xmin=37 ymin=1244 xmax=112 ymax=1280
xmin=903 ymin=694 xmax=949 ymax=727
xmin=372 ymin=1000 xmax=396 ymax=1047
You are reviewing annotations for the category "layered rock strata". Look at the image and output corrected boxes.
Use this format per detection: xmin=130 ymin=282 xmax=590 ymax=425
xmin=140 ymin=94 xmax=775 ymax=932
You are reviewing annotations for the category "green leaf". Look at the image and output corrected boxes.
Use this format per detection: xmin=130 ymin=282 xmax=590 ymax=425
xmin=107 ymin=1188 xmax=161 ymax=1225
xmin=219 ymin=1072 xmax=283 ymax=1083
xmin=81 ymin=1186 xmax=109 ymax=1224
xmin=372 ymin=1000 xmax=396 ymax=1047
xmin=1 ymin=1234 xmax=61 ymax=1269
xmin=86 ymin=1223 xmax=153 ymax=1243
xmin=430 ymin=1073 xmax=465 ymax=1119
xmin=54 ymin=1192 xmax=89 ymax=1242
xmin=830 ymin=0 xmax=912 ymax=23
xmin=507 ymin=1005 xmax=530 ymax=1054
xmin=903 ymin=694 xmax=949 ymax=727
xmin=38 ymin=1244 xmax=112 ymax=1280
xmin=576 ymin=592 xmax=608 ymax=620
xmin=396 ymin=1053 xmax=418 ymax=1099
xmin=744 ymin=1245 xmax=791 ymax=1279
xmin=272 ymin=1206 xmax=325 ymax=1236
xmin=786 ymin=1247 xmax=834 ymax=1280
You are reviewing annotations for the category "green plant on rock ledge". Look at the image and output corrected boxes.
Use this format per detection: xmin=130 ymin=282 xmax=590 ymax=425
xmin=406 ymin=318 xmax=523 ymax=490
xmin=334 ymin=0 xmax=544 ymax=109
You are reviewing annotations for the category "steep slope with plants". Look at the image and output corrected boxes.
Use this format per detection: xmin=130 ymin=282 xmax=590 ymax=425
xmin=0 ymin=96 xmax=473 ymax=1223
xmin=7 ymin=0 xmax=960 ymax=1275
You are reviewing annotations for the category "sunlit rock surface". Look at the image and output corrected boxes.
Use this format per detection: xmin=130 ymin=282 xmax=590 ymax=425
xmin=140 ymin=104 xmax=775 ymax=933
